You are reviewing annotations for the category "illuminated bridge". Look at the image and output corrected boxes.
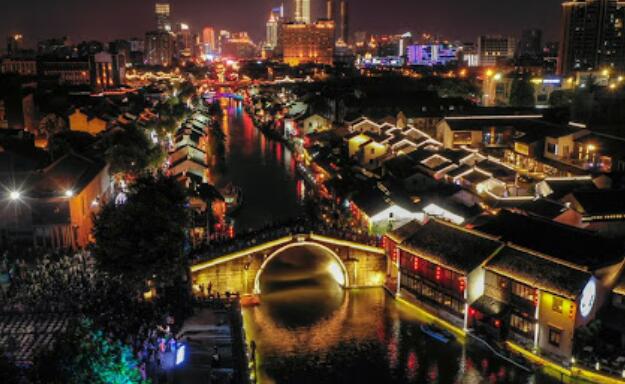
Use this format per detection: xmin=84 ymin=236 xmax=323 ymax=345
xmin=190 ymin=233 xmax=387 ymax=295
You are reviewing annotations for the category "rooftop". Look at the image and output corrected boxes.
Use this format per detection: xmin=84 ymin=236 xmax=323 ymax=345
xmin=400 ymin=219 xmax=502 ymax=274
xmin=485 ymin=245 xmax=592 ymax=300
xmin=475 ymin=210 xmax=625 ymax=270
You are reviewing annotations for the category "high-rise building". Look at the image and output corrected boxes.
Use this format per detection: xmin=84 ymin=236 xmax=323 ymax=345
xmin=294 ymin=0 xmax=311 ymax=24
xmin=558 ymin=0 xmax=625 ymax=74
xmin=155 ymin=3 xmax=172 ymax=31
xmin=281 ymin=20 xmax=335 ymax=65
xmin=6 ymin=34 xmax=23 ymax=56
xmin=477 ymin=35 xmax=516 ymax=67
xmin=221 ymin=32 xmax=257 ymax=59
xmin=326 ymin=0 xmax=333 ymax=19
xmin=338 ymin=0 xmax=349 ymax=43
xmin=89 ymin=51 xmax=125 ymax=90
xmin=407 ymin=44 xmax=458 ymax=66
xmin=202 ymin=27 xmax=216 ymax=54
xmin=517 ymin=29 xmax=543 ymax=59
xmin=176 ymin=23 xmax=194 ymax=59
xmin=145 ymin=30 xmax=174 ymax=66
xmin=266 ymin=13 xmax=280 ymax=49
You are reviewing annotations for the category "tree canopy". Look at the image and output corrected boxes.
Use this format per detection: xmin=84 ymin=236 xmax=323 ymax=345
xmin=92 ymin=175 xmax=189 ymax=291
xmin=101 ymin=125 xmax=163 ymax=175
xmin=30 ymin=319 xmax=146 ymax=384
xmin=509 ymin=77 xmax=536 ymax=107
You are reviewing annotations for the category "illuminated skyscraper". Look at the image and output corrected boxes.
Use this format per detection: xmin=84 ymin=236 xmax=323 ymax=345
xmin=266 ymin=13 xmax=280 ymax=49
xmin=155 ymin=3 xmax=172 ymax=31
xmin=558 ymin=0 xmax=625 ymax=74
xmin=281 ymin=20 xmax=335 ymax=65
xmin=294 ymin=0 xmax=311 ymax=24
xmin=326 ymin=0 xmax=334 ymax=19
xmin=339 ymin=0 xmax=349 ymax=43
xmin=202 ymin=27 xmax=216 ymax=54
xmin=145 ymin=30 xmax=174 ymax=66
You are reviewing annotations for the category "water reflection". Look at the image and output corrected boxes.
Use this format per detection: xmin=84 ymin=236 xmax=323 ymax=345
xmin=214 ymin=101 xmax=304 ymax=231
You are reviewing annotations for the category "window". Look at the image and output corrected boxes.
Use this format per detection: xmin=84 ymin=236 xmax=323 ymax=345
xmin=547 ymin=142 xmax=558 ymax=155
xmin=512 ymin=282 xmax=536 ymax=303
xmin=552 ymin=297 xmax=563 ymax=313
xmin=548 ymin=327 xmax=562 ymax=347
xmin=510 ymin=314 xmax=533 ymax=336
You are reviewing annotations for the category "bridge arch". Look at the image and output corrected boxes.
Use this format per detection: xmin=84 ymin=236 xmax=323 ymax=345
xmin=253 ymin=241 xmax=349 ymax=294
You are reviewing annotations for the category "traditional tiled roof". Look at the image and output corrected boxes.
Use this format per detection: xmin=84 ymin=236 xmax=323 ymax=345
xmin=485 ymin=245 xmax=592 ymax=300
xmin=399 ymin=219 xmax=502 ymax=274
xmin=475 ymin=211 xmax=625 ymax=270
xmin=32 ymin=153 xmax=106 ymax=198
xmin=565 ymin=190 xmax=625 ymax=216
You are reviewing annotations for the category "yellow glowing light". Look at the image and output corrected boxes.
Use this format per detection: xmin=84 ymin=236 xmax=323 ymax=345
xmin=328 ymin=262 xmax=346 ymax=286
xmin=602 ymin=69 xmax=610 ymax=77
xmin=493 ymin=73 xmax=503 ymax=81
xmin=485 ymin=69 xmax=494 ymax=77
xmin=587 ymin=144 xmax=596 ymax=151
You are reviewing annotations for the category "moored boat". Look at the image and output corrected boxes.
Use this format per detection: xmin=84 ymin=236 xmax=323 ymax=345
xmin=420 ymin=323 xmax=456 ymax=344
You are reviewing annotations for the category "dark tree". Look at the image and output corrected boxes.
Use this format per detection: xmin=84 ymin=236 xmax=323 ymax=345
xmin=509 ymin=77 xmax=536 ymax=107
xmin=48 ymin=131 xmax=97 ymax=160
xmin=92 ymin=175 xmax=189 ymax=292
xmin=101 ymin=125 xmax=163 ymax=175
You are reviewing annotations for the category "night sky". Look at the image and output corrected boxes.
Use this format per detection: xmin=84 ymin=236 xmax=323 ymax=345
xmin=2 ymin=0 xmax=563 ymax=47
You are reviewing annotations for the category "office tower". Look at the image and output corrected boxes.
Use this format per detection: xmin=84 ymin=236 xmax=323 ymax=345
xmin=294 ymin=0 xmax=311 ymax=24
xmin=155 ymin=3 xmax=172 ymax=31
xmin=558 ymin=0 xmax=625 ymax=74
xmin=517 ymin=29 xmax=543 ymax=59
xmin=326 ymin=0 xmax=334 ymax=19
xmin=267 ymin=13 xmax=280 ymax=49
xmin=89 ymin=51 xmax=125 ymax=90
xmin=221 ymin=32 xmax=257 ymax=59
xmin=6 ymin=34 xmax=23 ymax=56
xmin=201 ymin=27 xmax=216 ymax=55
xmin=145 ymin=30 xmax=174 ymax=66
xmin=339 ymin=0 xmax=349 ymax=43
xmin=477 ymin=35 xmax=516 ymax=66
xmin=281 ymin=20 xmax=335 ymax=65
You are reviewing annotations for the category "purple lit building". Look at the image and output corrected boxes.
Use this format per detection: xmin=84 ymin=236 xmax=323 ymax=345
xmin=407 ymin=44 xmax=458 ymax=66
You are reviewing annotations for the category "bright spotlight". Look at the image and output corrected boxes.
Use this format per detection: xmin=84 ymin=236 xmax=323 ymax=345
xmin=9 ymin=191 xmax=21 ymax=201
xmin=64 ymin=189 xmax=74 ymax=198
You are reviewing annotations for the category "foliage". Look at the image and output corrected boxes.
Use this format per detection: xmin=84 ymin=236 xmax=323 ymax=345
xmin=101 ymin=125 xmax=163 ymax=175
xmin=549 ymin=89 xmax=576 ymax=108
xmin=509 ymin=77 xmax=536 ymax=107
xmin=92 ymin=175 xmax=189 ymax=291
xmin=37 ymin=113 xmax=67 ymax=139
xmin=30 ymin=319 xmax=147 ymax=384
xmin=573 ymin=319 xmax=602 ymax=356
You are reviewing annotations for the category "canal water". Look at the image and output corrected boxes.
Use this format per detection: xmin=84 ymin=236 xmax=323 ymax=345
xmin=215 ymin=100 xmax=305 ymax=232
xmin=218 ymin=102 xmax=559 ymax=384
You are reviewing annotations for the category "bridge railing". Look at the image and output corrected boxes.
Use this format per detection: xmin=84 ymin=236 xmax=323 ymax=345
xmin=190 ymin=221 xmax=380 ymax=265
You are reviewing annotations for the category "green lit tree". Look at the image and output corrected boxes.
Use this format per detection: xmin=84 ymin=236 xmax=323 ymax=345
xmin=31 ymin=319 xmax=147 ymax=384
xmin=92 ymin=175 xmax=189 ymax=292
xmin=101 ymin=125 xmax=163 ymax=175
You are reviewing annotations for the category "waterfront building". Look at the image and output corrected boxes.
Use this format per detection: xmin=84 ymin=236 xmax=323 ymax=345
xmin=145 ymin=30 xmax=174 ymax=67
xmin=281 ymin=20 xmax=335 ymax=66
xmin=477 ymin=35 xmax=516 ymax=67
xmin=558 ymin=0 xmax=625 ymax=74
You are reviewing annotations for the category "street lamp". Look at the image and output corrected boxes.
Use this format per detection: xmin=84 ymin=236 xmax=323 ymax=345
xmin=64 ymin=189 xmax=74 ymax=198
xmin=9 ymin=190 xmax=21 ymax=201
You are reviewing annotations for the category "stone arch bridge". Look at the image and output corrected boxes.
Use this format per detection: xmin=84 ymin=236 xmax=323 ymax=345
xmin=190 ymin=233 xmax=387 ymax=295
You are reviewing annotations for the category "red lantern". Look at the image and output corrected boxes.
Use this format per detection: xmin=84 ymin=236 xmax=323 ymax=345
xmin=435 ymin=266 xmax=442 ymax=281
xmin=413 ymin=257 xmax=419 ymax=272
xmin=494 ymin=319 xmax=501 ymax=328
xmin=459 ymin=277 xmax=466 ymax=292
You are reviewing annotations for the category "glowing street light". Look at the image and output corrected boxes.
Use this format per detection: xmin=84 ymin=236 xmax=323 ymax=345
xmin=64 ymin=189 xmax=74 ymax=198
xmin=9 ymin=190 xmax=21 ymax=201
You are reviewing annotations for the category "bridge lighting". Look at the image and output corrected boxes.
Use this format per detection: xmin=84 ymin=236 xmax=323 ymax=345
xmin=327 ymin=262 xmax=346 ymax=286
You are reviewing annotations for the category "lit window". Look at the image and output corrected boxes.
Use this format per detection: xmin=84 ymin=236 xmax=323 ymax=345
xmin=552 ymin=297 xmax=563 ymax=313
xmin=548 ymin=327 xmax=562 ymax=347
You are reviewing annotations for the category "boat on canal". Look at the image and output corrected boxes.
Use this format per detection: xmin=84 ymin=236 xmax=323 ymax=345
xmin=420 ymin=323 xmax=456 ymax=344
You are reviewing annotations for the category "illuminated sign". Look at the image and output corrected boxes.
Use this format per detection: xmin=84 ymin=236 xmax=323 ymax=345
xmin=176 ymin=344 xmax=186 ymax=366
xmin=579 ymin=279 xmax=596 ymax=318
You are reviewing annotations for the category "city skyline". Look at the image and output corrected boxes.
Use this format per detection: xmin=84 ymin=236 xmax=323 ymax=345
xmin=2 ymin=0 xmax=563 ymax=47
